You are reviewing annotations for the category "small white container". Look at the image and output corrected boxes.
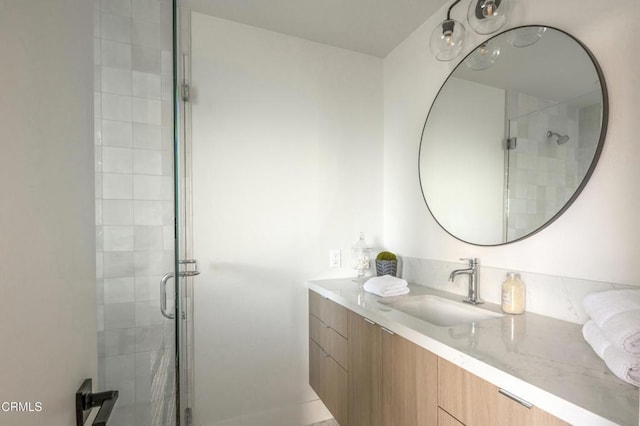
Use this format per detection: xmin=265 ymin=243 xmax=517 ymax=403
xmin=501 ymin=272 xmax=526 ymax=314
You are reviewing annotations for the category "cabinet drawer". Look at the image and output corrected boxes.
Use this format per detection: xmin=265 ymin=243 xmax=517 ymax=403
xmin=309 ymin=339 xmax=322 ymax=396
xmin=438 ymin=357 xmax=497 ymax=425
xmin=438 ymin=358 xmax=568 ymax=426
xmin=497 ymin=390 xmax=569 ymax=426
xmin=309 ymin=290 xmax=322 ymax=320
xmin=310 ymin=314 xmax=348 ymax=369
xmin=309 ymin=339 xmax=348 ymax=426
xmin=309 ymin=290 xmax=348 ymax=337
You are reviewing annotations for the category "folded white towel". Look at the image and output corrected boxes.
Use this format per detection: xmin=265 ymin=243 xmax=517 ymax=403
xmin=599 ymin=310 xmax=640 ymax=355
xmin=583 ymin=289 xmax=640 ymax=323
xmin=582 ymin=320 xmax=640 ymax=387
xmin=583 ymin=289 xmax=640 ymax=355
xmin=363 ymin=275 xmax=410 ymax=297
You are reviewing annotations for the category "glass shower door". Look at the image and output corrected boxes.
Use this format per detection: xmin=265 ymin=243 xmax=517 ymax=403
xmin=94 ymin=0 xmax=194 ymax=424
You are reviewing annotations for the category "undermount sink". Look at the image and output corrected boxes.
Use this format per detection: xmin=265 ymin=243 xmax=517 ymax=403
xmin=379 ymin=295 xmax=502 ymax=327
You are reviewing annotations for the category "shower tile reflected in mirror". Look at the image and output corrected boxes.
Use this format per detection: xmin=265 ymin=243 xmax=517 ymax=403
xmin=505 ymin=90 xmax=601 ymax=241
xmin=94 ymin=0 xmax=176 ymax=424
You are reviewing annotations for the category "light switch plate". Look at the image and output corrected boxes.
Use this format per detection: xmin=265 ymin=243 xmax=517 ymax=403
xmin=329 ymin=249 xmax=341 ymax=268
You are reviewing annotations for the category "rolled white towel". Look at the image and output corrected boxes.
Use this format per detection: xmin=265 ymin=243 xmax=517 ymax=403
xmin=363 ymin=275 xmax=410 ymax=297
xmin=582 ymin=320 xmax=640 ymax=387
xmin=583 ymin=289 xmax=640 ymax=355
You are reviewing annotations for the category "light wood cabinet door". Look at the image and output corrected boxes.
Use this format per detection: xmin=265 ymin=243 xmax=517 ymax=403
xmin=382 ymin=330 xmax=438 ymax=426
xmin=347 ymin=310 xmax=438 ymax=426
xmin=348 ymin=311 xmax=382 ymax=426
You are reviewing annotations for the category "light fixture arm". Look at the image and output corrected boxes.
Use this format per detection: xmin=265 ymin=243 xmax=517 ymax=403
xmin=446 ymin=0 xmax=463 ymax=20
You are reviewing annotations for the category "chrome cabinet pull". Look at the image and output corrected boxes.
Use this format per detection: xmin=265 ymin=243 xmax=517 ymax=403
xmin=498 ymin=388 xmax=533 ymax=409
xmin=381 ymin=327 xmax=395 ymax=335
xmin=364 ymin=318 xmax=376 ymax=325
xmin=160 ymin=273 xmax=175 ymax=319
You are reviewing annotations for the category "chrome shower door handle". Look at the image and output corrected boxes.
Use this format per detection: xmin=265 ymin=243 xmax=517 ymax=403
xmin=160 ymin=272 xmax=175 ymax=319
xmin=160 ymin=259 xmax=199 ymax=319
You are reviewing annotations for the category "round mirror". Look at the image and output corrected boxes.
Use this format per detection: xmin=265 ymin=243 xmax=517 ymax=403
xmin=419 ymin=26 xmax=608 ymax=246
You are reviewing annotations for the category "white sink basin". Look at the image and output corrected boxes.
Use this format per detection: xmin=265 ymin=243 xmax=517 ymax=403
xmin=380 ymin=295 xmax=502 ymax=327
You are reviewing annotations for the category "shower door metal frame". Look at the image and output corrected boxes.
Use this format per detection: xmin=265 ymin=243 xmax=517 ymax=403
xmin=172 ymin=2 xmax=197 ymax=425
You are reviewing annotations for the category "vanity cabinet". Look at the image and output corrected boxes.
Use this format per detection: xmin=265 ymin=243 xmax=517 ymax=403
xmin=437 ymin=358 xmax=568 ymax=426
xmin=348 ymin=310 xmax=438 ymax=426
xmin=308 ymin=290 xmax=348 ymax=425
xmin=309 ymin=290 xmax=568 ymax=426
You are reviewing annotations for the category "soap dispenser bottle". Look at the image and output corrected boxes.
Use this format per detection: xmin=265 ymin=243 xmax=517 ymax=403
xmin=501 ymin=272 xmax=525 ymax=314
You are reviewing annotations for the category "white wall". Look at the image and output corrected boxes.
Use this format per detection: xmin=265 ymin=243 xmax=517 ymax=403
xmin=0 ymin=1 xmax=97 ymax=425
xmin=190 ymin=13 xmax=382 ymax=424
xmin=383 ymin=0 xmax=640 ymax=286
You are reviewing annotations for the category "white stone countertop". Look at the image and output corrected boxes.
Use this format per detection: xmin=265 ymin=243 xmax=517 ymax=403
xmin=308 ymin=278 xmax=639 ymax=426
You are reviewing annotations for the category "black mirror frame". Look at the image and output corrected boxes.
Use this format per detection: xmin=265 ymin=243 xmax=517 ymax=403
xmin=418 ymin=25 xmax=609 ymax=246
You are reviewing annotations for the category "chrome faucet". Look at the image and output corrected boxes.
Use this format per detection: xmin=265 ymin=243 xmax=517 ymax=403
xmin=449 ymin=258 xmax=483 ymax=305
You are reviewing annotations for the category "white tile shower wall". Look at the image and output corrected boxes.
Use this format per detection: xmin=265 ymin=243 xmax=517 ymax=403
xmin=401 ymin=256 xmax=635 ymax=324
xmin=94 ymin=0 xmax=175 ymax=424
xmin=505 ymin=91 xmax=600 ymax=241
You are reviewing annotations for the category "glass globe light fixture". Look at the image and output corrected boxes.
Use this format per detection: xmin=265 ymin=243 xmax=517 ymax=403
xmin=506 ymin=26 xmax=547 ymax=48
xmin=429 ymin=18 xmax=466 ymax=61
xmin=465 ymin=40 xmax=500 ymax=70
xmin=467 ymin=0 xmax=509 ymax=35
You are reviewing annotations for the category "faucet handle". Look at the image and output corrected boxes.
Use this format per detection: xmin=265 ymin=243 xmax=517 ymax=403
xmin=459 ymin=258 xmax=478 ymax=267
